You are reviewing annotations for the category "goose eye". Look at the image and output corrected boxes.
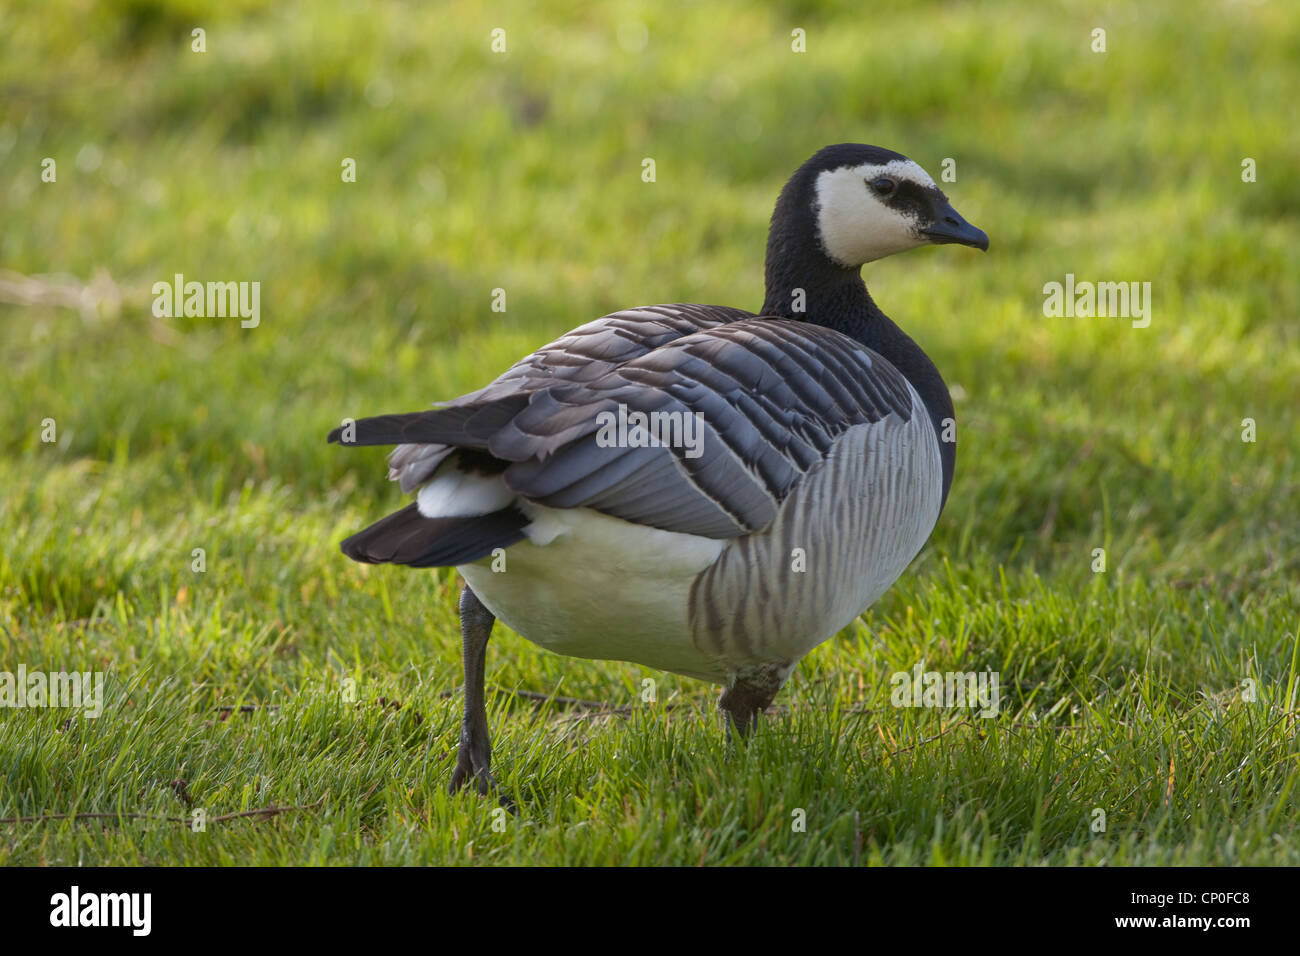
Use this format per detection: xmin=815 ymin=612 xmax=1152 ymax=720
xmin=868 ymin=177 xmax=896 ymax=196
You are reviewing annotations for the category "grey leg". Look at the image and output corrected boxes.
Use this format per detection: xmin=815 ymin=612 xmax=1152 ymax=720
xmin=449 ymin=584 xmax=499 ymax=796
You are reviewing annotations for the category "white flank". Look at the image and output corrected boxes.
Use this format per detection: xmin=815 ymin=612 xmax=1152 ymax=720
xmin=460 ymin=506 xmax=727 ymax=680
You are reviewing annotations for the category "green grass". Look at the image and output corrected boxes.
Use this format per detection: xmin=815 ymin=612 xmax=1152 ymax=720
xmin=2 ymin=0 xmax=1297 ymax=865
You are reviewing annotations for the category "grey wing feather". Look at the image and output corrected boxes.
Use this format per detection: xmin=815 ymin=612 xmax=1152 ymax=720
xmin=386 ymin=304 xmax=747 ymax=491
xmin=371 ymin=305 xmax=915 ymax=540
xmin=496 ymin=318 xmax=914 ymax=538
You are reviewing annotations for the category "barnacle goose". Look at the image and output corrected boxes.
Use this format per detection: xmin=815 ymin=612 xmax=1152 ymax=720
xmin=330 ymin=144 xmax=987 ymax=794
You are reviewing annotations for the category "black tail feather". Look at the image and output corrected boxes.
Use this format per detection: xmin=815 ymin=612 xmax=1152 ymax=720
xmin=327 ymin=397 xmax=529 ymax=448
xmin=340 ymin=503 xmax=528 ymax=568
xmin=328 ymin=413 xmax=431 ymax=447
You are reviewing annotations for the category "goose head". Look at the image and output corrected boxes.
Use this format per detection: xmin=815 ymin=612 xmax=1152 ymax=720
xmin=768 ymin=144 xmax=988 ymax=275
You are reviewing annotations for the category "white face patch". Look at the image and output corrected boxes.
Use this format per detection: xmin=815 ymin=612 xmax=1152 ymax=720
xmin=813 ymin=160 xmax=937 ymax=267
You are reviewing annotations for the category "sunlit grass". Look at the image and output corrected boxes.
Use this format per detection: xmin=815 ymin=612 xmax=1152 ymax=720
xmin=1 ymin=0 xmax=1297 ymax=864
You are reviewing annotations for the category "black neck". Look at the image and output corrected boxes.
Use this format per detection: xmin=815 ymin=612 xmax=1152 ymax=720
xmin=760 ymin=246 xmax=956 ymax=509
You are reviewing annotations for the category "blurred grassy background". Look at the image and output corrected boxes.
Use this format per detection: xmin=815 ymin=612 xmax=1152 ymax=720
xmin=1 ymin=0 xmax=1297 ymax=864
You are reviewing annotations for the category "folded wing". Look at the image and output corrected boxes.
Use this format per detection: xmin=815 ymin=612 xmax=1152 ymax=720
xmin=331 ymin=304 xmax=916 ymax=560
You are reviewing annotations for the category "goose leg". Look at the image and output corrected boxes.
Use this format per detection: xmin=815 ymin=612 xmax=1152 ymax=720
xmin=719 ymin=681 xmax=776 ymax=738
xmin=449 ymin=584 xmax=499 ymax=796
xmin=719 ymin=662 xmax=790 ymax=739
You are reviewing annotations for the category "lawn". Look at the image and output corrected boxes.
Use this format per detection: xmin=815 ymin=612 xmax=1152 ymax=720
xmin=1 ymin=0 xmax=1297 ymax=865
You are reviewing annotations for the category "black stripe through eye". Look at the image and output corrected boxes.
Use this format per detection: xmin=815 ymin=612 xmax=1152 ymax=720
xmin=891 ymin=180 xmax=938 ymax=218
xmin=868 ymin=177 xmax=896 ymax=196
